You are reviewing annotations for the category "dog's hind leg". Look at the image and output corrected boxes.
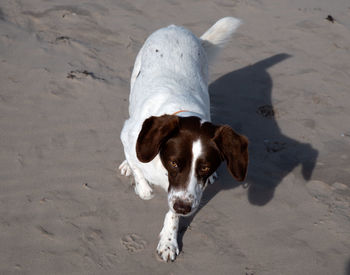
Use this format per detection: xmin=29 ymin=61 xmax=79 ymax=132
xmin=119 ymin=160 xmax=132 ymax=176
xmin=119 ymin=160 xmax=154 ymax=200
xmin=120 ymin=120 xmax=154 ymax=200
xmin=132 ymin=165 xmax=154 ymax=200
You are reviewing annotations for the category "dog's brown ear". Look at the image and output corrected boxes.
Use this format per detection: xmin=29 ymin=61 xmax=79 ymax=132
xmin=136 ymin=115 xmax=179 ymax=163
xmin=213 ymin=125 xmax=249 ymax=181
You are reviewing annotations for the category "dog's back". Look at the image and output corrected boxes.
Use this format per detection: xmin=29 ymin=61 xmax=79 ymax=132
xmin=128 ymin=17 xmax=241 ymax=122
xmin=129 ymin=25 xmax=207 ymax=121
xmin=134 ymin=25 xmax=206 ymax=81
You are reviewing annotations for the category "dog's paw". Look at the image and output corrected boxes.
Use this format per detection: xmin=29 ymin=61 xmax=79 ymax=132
xmin=157 ymin=238 xmax=179 ymax=262
xmin=119 ymin=160 xmax=132 ymax=176
xmin=207 ymin=172 xmax=218 ymax=185
xmin=134 ymin=179 xmax=154 ymax=200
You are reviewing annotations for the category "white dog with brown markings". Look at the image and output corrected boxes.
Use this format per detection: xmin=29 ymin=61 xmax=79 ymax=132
xmin=119 ymin=17 xmax=248 ymax=262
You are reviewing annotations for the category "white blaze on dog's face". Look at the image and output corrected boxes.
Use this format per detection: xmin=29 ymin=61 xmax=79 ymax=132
xmin=136 ymin=115 xmax=249 ymax=217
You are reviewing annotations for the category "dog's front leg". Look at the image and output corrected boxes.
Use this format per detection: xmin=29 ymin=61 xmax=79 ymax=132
xmin=157 ymin=210 xmax=179 ymax=262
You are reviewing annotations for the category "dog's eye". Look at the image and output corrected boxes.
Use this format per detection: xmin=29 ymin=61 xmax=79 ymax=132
xmin=200 ymin=166 xmax=210 ymax=173
xmin=170 ymin=161 xmax=178 ymax=168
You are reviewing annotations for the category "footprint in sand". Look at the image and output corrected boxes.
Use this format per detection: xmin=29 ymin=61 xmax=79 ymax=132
xmin=121 ymin=233 xmax=146 ymax=253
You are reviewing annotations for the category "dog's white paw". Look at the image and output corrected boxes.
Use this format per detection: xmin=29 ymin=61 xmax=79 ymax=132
xmin=119 ymin=160 xmax=132 ymax=176
xmin=157 ymin=238 xmax=179 ymax=262
xmin=207 ymin=172 xmax=218 ymax=185
xmin=134 ymin=179 xmax=154 ymax=200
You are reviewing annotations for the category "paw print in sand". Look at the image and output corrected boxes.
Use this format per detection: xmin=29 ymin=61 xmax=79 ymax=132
xmin=121 ymin=233 xmax=147 ymax=253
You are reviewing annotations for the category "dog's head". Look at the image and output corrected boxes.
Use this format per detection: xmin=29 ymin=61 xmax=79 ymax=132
xmin=136 ymin=115 xmax=248 ymax=216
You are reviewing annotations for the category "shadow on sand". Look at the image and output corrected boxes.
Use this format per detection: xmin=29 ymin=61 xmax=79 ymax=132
xmin=178 ymin=53 xmax=319 ymax=250
xmin=346 ymin=259 xmax=350 ymax=275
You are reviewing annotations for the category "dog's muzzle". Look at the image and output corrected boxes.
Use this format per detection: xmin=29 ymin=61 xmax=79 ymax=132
xmin=173 ymin=199 xmax=192 ymax=215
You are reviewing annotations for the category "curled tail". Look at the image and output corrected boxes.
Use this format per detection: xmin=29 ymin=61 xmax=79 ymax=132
xmin=200 ymin=17 xmax=241 ymax=64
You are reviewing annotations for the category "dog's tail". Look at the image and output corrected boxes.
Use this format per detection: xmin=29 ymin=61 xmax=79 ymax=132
xmin=200 ymin=17 xmax=241 ymax=64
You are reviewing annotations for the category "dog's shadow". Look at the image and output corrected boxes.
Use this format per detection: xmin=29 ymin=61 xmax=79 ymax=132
xmin=178 ymin=53 xmax=319 ymax=250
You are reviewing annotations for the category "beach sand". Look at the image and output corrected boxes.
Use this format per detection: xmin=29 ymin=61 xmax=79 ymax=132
xmin=0 ymin=0 xmax=349 ymax=274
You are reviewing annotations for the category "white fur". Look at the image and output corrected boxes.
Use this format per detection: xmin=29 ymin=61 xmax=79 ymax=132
xmin=200 ymin=17 xmax=241 ymax=63
xmin=119 ymin=17 xmax=241 ymax=261
xmin=189 ymin=140 xmax=204 ymax=204
xmin=167 ymin=140 xmax=203 ymax=214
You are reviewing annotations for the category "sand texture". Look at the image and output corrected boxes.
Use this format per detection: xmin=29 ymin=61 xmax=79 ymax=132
xmin=1 ymin=0 xmax=350 ymax=274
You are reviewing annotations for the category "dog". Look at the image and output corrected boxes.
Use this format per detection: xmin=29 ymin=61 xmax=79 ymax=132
xmin=119 ymin=17 xmax=248 ymax=262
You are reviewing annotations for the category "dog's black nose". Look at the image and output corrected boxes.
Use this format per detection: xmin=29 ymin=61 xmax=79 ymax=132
xmin=173 ymin=200 xmax=192 ymax=215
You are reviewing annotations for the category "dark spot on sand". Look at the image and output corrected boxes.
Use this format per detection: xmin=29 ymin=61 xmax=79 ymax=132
xmin=83 ymin=182 xmax=91 ymax=189
xmin=67 ymin=70 xmax=106 ymax=81
xmin=55 ymin=36 xmax=70 ymax=42
xmin=326 ymin=15 xmax=335 ymax=23
xmin=37 ymin=225 xmax=54 ymax=237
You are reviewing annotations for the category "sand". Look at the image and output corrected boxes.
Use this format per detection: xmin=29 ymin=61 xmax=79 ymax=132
xmin=0 ymin=0 xmax=350 ymax=274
